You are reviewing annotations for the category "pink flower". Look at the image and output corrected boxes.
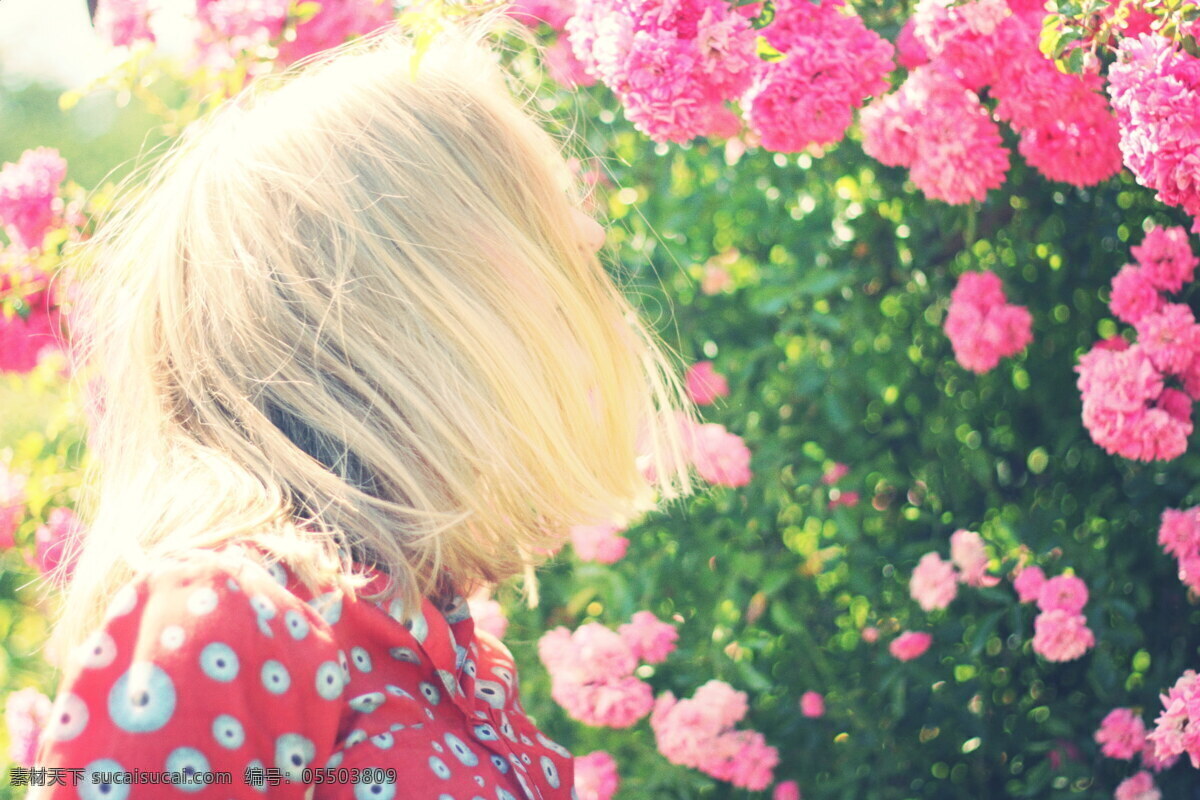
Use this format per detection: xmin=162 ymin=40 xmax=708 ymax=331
xmin=650 ymin=681 xmax=778 ymax=790
xmin=702 ymin=263 xmax=733 ymax=294
xmin=574 ymin=751 xmax=620 ymax=800
xmin=28 ymin=506 xmax=82 ymax=585
xmin=909 ymin=551 xmax=958 ymax=611
xmin=507 ymin=0 xmax=574 ymax=30
xmin=829 ymin=490 xmax=859 ymax=509
xmin=467 ymin=587 xmax=509 ymax=641
xmin=1134 ymin=303 xmax=1200 ymax=375
xmin=943 ymin=270 xmax=1033 ymax=373
xmin=685 ymin=422 xmax=752 ymax=487
xmin=1132 ymin=225 xmax=1199 ymax=293
xmin=93 ymin=0 xmax=156 ymax=46
xmin=1015 ymin=96 xmax=1123 ymax=188
xmin=1115 ymin=771 xmax=1161 ymax=800
xmin=1158 ymin=506 xmax=1200 ymax=592
xmin=0 ymin=268 xmax=62 ymax=375
xmin=861 ymin=65 xmax=1009 ymax=205
xmin=570 ymin=522 xmax=630 ymax=564
xmin=821 ymin=462 xmax=849 ymax=485
xmin=685 ymin=361 xmax=730 ymax=405
xmin=4 ymin=687 xmax=52 ymax=767
xmin=1148 ymin=668 xmax=1200 ymax=768
xmin=544 ymin=33 xmax=597 ymax=89
xmin=276 ymin=0 xmax=394 ymax=64
xmin=1109 ymin=264 xmax=1165 ymax=326
xmin=950 ymin=529 xmax=998 ymax=587
xmin=773 ymin=780 xmax=802 ymax=800
xmin=889 ymin=631 xmax=932 ymax=661
xmin=799 ymin=691 xmax=824 ymax=718
xmin=1012 ymin=564 xmax=1046 ymax=603
xmin=0 ymin=465 xmax=28 ymax=549
xmin=1140 ymin=733 xmax=1182 ymax=772
xmin=1037 ymin=574 xmax=1089 ymax=614
xmin=538 ymin=622 xmax=653 ymax=727
xmin=744 ymin=0 xmax=894 ymax=152
xmin=1096 ymin=707 xmax=1148 ymax=760
xmin=895 ymin=17 xmax=930 ymax=70
xmin=1032 ymin=609 xmax=1095 ymax=662
xmin=618 ymin=610 xmax=679 ymax=664
xmin=1107 ymin=35 xmax=1200 ymax=232
xmin=0 ymin=148 xmax=67 ymax=250
xmin=861 ymin=626 xmax=879 ymax=643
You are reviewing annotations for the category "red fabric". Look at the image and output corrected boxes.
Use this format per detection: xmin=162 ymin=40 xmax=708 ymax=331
xmin=33 ymin=544 xmax=576 ymax=799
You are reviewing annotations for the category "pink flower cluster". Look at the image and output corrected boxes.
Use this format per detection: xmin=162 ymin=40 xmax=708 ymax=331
xmin=0 ymin=148 xmax=67 ymax=251
xmin=1115 ymin=771 xmax=1161 ymax=800
xmin=862 ymin=0 xmax=1120 ymax=203
xmin=1107 ymin=34 xmax=1200 ymax=232
xmin=566 ymin=0 xmax=758 ymax=143
xmin=639 ymin=410 xmax=752 ymax=488
xmin=773 ymin=780 xmax=802 ymax=800
xmin=744 ymin=0 xmax=894 ymax=152
xmin=4 ymin=687 xmax=52 ymax=767
xmin=574 ymin=750 xmax=619 ymax=800
xmin=889 ymin=630 xmax=932 ymax=661
xmin=1095 ymin=707 xmax=1148 ymax=760
xmin=908 ymin=529 xmax=999 ymax=611
xmin=1158 ymin=505 xmax=1200 ymax=592
xmin=538 ymin=611 xmax=677 ymax=727
xmin=1147 ymin=668 xmax=1200 ymax=769
xmin=685 ymin=360 xmax=730 ymax=405
xmin=1030 ymin=573 xmax=1095 ymax=662
xmin=1077 ymin=226 xmax=1200 ymax=462
xmin=569 ymin=521 xmax=630 ymax=564
xmin=650 ymin=679 xmax=779 ymax=791
xmin=943 ymin=270 xmax=1033 ymax=373
xmin=799 ymin=691 xmax=824 ymax=718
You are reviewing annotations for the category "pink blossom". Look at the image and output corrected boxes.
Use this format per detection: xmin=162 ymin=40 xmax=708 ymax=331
xmin=507 ymin=0 xmax=575 ymax=30
xmin=685 ymin=421 xmax=752 ymax=487
xmin=909 ymin=551 xmax=958 ymax=611
xmin=1107 ymin=35 xmax=1200 ymax=232
xmin=950 ymin=528 xmax=998 ymax=587
xmin=1076 ymin=343 xmax=1192 ymax=462
xmin=570 ymin=522 xmax=630 ymax=564
xmin=773 ymin=780 xmax=802 ymax=800
xmin=1132 ymin=225 xmax=1199 ymax=292
xmin=618 ymin=610 xmax=678 ymax=664
xmin=650 ymin=681 xmax=778 ymax=790
xmin=544 ymin=33 xmax=597 ymax=89
xmin=1109 ymin=264 xmax=1165 ymax=326
xmin=799 ymin=691 xmax=824 ymax=718
xmin=1158 ymin=506 xmax=1200 ymax=593
xmin=5 ymin=687 xmax=52 ymax=767
xmin=1012 ymin=564 xmax=1046 ymax=604
xmin=943 ymin=270 xmax=1032 ymax=373
xmin=1115 ymin=771 xmax=1161 ymax=800
xmin=1140 ymin=734 xmax=1182 ymax=771
xmin=574 ymin=750 xmax=620 ymax=800
xmin=1032 ymin=609 xmax=1095 ymax=662
xmin=93 ymin=0 xmax=156 ymax=46
xmin=821 ymin=462 xmax=849 ymax=485
xmin=196 ymin=0 xmax=288 ymax=54
xmin=566 ymin=0 xmax=758 ymax=144
xmin=1037 ymin=574 xmax=1089 ymax=614
xmin=702 ymin=263 xmax=732 ymax=294
xmin=861 ymin=626 xmax=879 ymax=643
xmin=861 ymin=66 xmax=1009 ymax=205
xmin=1147 ymin=668 xmax=1200 ymax=768
xmin=0 ymin=465 xmax=28 ymax=549
xmin=538 ymin=622 xmax=653 ymax=727
xmin=686 ymin=360 xmax=730 ymax=405
xmin=1134 ymin=303 xmax=1200 ymax=375
xmin=276 ymin=0 xmax=395 ymax=65
xmin=889 ymin=631 xmax=932 ymax=661
xmin=895 ymin=17 xmax=930 ymax=70
xmin=27 ymin=506 xmax=82 ymax=585
xmin=0 ymin=269 xmax=62 ymax=375
xmin=911 ymin=0 xmax=1013 ymax=90
xmin=829 ymin=490 xmax=859 ymax=509
xmin=1016 ymin=94 xmax=1123 ymax=188
xmin=0 ymin=148 xmax=67 ymax=250
xmin=745 ymin=0 xmax=894 ymax=152
xmin=1096 ymin=707 xmax=1148 ymax=760
xmin=467 ymin=587 xmax=509 ymax=641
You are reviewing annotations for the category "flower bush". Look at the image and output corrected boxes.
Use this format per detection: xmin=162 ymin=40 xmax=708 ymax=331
xmin=3 ymin=0 xmax=1200 ymax=798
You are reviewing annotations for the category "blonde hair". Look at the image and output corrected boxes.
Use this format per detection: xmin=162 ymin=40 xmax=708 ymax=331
xmin=44 ymin=9 xmax=703 ymax=661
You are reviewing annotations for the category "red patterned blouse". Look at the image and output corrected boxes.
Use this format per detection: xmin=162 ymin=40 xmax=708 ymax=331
xmin=31 ymin=543 xmax=576 ymax=800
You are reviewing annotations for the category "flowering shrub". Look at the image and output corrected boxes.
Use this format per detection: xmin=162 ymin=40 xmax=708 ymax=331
xmin=4 ymin=1 xmax=1200 ymax=798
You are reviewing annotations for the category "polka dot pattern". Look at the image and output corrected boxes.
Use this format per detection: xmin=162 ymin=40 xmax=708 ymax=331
xmin=35 ymin=545 xmax=575 ymax=799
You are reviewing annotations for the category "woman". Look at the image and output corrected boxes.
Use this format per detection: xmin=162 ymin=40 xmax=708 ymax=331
xmin=31 ymin=9 xmax=700 ymax=800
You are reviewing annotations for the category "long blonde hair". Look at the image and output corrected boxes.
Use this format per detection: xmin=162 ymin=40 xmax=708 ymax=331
xmin=44 ymin=9 xmax=703 ymax=661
